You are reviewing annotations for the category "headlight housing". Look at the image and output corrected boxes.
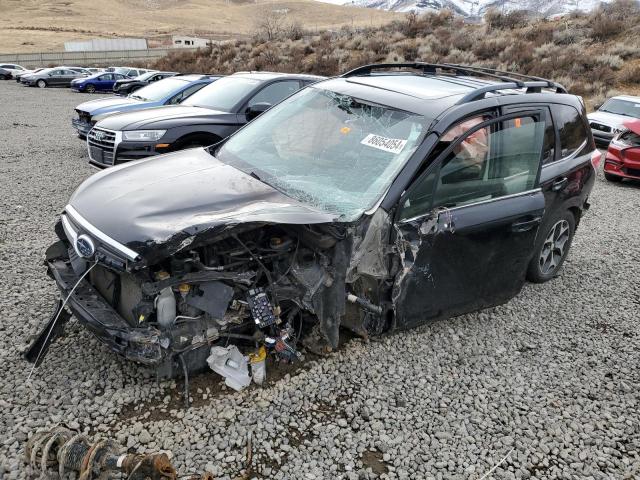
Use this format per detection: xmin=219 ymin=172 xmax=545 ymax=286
xmin=122 ymin=130 xmax=166 ymax=142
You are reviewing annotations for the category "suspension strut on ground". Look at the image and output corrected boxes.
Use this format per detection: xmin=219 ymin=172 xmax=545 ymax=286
xmin=25 ymin=426 xmax=212 ymax=480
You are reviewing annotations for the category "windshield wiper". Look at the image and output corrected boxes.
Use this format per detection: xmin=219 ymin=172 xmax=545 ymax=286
xmin=130 ymin=95 xmax=146 ymax=101
xmin=249 ymin=171 xmax=262 ymax=181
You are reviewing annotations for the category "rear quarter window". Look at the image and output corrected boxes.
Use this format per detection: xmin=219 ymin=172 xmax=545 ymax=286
xmin=552 ymin=104 xmax=589 ymax=158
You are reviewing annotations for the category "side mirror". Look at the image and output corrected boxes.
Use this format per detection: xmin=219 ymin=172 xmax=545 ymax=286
xmin=246 ymin=102 xmax=271 ymax=120
xmin=593 ymin=103 xmax=602 ymax=110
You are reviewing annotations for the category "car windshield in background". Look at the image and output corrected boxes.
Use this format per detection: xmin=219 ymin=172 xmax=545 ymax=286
xmin=214 ymin=87 xmax=428 ymax=220
xmin=129 ymin=78 xmax=188 ymax=101
xmin=135 ymin=71 xmax=157 ymax=81
xmin=181 ymin=77 xmax=261 ymax=111
xmin=600 ymin=99 xmax=640 ymax=119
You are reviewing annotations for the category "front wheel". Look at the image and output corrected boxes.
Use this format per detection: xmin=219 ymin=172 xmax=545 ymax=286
xmin=37 ymin=79 xmax=47 ymax=88
xmin=85 ymin=84 xmax=96 ymax=93
xmin=604 ymin=172 xmax=623 ymax=183
xmin=526 ymin=211 xmax=576 ymax=283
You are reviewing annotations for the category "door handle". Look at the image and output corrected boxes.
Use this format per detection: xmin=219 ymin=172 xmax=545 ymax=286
xmin=511 ymin=217 xmax=542 ymax=233
xmin=551 ymin=177 xmax=568 ymax=191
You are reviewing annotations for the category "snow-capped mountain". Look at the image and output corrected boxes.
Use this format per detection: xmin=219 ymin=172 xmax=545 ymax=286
xmin=315 ymin=0 xmax=611 ymax=17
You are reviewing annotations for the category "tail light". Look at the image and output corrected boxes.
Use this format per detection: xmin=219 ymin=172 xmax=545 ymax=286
xmin=591 ymin=150 xmax=602 ymax=169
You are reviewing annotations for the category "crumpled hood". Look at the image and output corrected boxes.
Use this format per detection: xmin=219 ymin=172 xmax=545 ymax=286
xmin=68 ymin=148 xmax=334 ymax=261
xmin=588 ymin=110 xmax=629 ymax=128
xmin=623 ymin=119 xmax=640 ymax=135
xmin=94 ymin=105 xmax=231 ymax=131
xmin=76 ymin=96 xmax=142 ymax=116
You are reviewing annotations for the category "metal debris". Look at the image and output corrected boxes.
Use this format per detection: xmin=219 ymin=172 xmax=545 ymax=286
xmin=25 ymin=426 xmax=213 ymax=480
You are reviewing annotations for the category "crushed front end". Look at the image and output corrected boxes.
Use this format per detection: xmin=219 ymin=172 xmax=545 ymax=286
xmin=36 ymin=204 xmax=392 ymax=378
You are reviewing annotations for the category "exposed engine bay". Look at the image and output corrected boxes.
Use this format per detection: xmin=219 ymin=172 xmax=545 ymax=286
xmin=33 ymin=210 xmax=397 ymax=379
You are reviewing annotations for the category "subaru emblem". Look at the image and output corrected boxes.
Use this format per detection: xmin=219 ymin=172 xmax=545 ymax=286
xmin=75 ymin=235 xmax=96 ymax=258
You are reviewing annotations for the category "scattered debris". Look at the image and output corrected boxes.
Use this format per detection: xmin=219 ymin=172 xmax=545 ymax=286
xmin=249 ymin=346 xmax=267 ymax=385
xmin=207 ymin=345 xmax=252 ymax=392
xmin=25 ymin=426 xmax=192 ymax=479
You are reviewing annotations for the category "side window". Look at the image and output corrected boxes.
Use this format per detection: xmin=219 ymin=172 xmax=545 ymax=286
xmin=168 ymin=83 xmax=203 ymax=104
xmin=401 ymin=114 xmax=546 ymax=218
xmin=552 ymin=104 xmax=588 ymax=158
xmin=247 ymin=81 xmax=300 ymax=107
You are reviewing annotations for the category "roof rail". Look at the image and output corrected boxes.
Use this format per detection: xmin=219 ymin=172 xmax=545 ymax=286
xmin=340 ymin=62 xmax=568 ymax=103
xmin=341 ymin=62 xmax=517 ymax=83
xmin=443 ymin=63 xmax=567 ymax=93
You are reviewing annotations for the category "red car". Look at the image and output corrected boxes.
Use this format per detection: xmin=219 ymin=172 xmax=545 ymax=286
xmin=604 ymin=119 xmax=640 ymax=182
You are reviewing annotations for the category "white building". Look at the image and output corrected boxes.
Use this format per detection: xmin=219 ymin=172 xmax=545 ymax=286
xmin=64 ymin=38 xmax=148 ymax=52
xmin=171 ymin=36 xmax=211 ymax=48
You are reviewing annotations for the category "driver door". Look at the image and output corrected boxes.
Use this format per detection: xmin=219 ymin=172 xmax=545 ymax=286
xmin=393 ymin=110 xmax=548 ymax=329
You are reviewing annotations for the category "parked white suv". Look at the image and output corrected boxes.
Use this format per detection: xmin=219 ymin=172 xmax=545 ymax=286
xmin=0 ymin=63 xmax=27 ymax=79
xmin=588 ymin=95 xmax=640 ymax=145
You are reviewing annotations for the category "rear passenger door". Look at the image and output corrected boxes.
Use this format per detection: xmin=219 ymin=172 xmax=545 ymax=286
xmin=393 ymin=110 xmax=548 ymax=328
xmin=536 ymin=103 xmax=595 ymax=222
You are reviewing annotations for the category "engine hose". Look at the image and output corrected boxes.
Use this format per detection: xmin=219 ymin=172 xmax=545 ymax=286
xmin=346 ymin=293 xmax=383 ymax=315
xmin=179 ymin=353 xmax=190 ymax=410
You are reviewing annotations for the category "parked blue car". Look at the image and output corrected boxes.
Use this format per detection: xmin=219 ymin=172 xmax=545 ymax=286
xmin=72 ymin=74 xmax=219 ymax=138
xmin=71 ymin=72 xmax=127 ymax=93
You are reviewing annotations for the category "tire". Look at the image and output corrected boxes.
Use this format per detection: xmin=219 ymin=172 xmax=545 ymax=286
xmin=85 ymin=84 xmax=96 ymax=93
xmin=37 ymin=79 xmax=47 ymax=88
xmin=1 ymin=74 xmax=9 ymax=80
xmin=526 ymin=210 xmax=576 ymax=283
xmin=604 ymin=172 xmax=623 ymax=182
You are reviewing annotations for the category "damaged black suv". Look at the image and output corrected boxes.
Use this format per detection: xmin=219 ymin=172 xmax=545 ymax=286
xmin=31 ymin=63 xmax=597 ymax=378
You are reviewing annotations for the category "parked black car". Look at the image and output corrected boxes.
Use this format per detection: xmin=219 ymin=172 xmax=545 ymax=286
xmin=22 ymin=67 xmax=88 ymax=88
xmin=87 ymin=72 xmax=323 ymax=167
xmin=113 ymin=71 xmax=177 ymax=95
xmin=73 ymin=75 xmax=218 ymax=139
xmin=32 ymin=63 xmax=597 ymax=378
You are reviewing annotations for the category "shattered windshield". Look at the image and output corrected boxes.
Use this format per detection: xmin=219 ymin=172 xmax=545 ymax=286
xmin=214 ymin=87 xmax=428 ymax=220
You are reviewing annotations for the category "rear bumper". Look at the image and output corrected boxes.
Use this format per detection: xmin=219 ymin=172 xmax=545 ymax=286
xmin=47 ymin=253 xmax=164 ymax=365
xmin=604 ymin=152 xmax=640 ymax=179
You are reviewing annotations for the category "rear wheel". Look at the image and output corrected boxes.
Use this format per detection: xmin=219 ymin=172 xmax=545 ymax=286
xmin=85 ymin=84 xmax=96 ymax=93
xmin=526 ymin=210 xmax=575 ymax=283
xmin=37 ymin=79 xmax=47 ymax=88
xmin=604 ymin=172 xmax=623 ymax=182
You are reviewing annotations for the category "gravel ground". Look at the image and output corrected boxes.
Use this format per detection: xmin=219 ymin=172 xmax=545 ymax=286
xmin=0 ymin=81 xmax=639 ymax=480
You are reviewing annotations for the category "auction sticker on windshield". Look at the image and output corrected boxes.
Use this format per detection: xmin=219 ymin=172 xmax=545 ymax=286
xmin=361 ymin=134 xmax=407 ymax=154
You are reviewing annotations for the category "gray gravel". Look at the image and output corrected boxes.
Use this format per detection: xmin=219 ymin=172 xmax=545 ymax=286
xmin=1 ymin=81 xmax=639 ymax=480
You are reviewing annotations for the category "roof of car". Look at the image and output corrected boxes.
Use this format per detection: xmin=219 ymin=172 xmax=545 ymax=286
xmin=314 ymin=64 xmax=577 ymax=120
xmin=611 ymin=95 xmax=640 ymax=102
xmin=172 ymin=74 xmax=218 ymax=82
xmin=231 ymin=71 xmax=325 ymax=81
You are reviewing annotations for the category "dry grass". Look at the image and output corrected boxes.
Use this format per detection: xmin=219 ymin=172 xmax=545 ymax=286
xmin=0 ymin=0 xmax=399 ymax=53
xmin=154 ymin=1 xmax=640 ymax=109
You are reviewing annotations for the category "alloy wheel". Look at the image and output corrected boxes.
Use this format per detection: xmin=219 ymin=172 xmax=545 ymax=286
xmin=539 ymin=219 xmax=570 ymax=275
xmin=37 ymin=80 xmax=46 ymax=88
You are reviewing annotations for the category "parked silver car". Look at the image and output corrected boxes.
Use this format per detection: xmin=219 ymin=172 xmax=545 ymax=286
xmin=588 ymin=95 xmax=640 ymax=145
xmin=22 ymin=67 xmax=88 ymax=88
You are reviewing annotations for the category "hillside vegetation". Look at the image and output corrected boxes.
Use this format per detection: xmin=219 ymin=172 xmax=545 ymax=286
xmin=154 ymin=0 xmax=640 ymax=108
xmin=0 ymin=0 xmax=398 ymax=53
